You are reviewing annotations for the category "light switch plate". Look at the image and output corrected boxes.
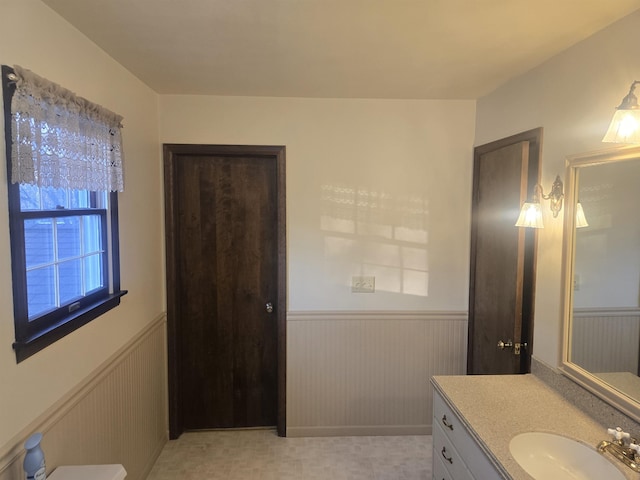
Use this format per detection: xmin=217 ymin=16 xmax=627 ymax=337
xmin=352 ymin=275 xmax=375 ymax=293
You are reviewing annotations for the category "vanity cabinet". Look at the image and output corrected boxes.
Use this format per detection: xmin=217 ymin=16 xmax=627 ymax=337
xmin=433 ymin=390 xmax=502 ymax=480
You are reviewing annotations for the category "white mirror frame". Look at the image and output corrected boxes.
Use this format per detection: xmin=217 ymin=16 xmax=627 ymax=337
xmin=561 ymin=145 xmax=640 ymax=422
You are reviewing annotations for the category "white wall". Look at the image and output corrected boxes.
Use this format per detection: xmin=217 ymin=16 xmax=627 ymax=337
xmin=0 ymin=1 xmax=163 ymax=450
xmin=475 ymin=10 xmax=640 ymax=367
xmin=160 ymin=95 xmax=475 ymax=434
xmin=160 ymin=95 xmax=476 ymax=312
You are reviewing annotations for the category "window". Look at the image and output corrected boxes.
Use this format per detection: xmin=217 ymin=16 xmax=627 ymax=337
xmin=2 ymin=65 xmax=127 ymax=362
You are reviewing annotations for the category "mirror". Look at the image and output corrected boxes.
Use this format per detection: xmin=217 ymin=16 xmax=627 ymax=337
xmin=562 ymin=145 xmax=640 ymax=421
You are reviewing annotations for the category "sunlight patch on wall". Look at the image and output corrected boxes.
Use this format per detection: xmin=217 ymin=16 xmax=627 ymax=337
xmin=321 ymin=184 xmax=430 ymax=297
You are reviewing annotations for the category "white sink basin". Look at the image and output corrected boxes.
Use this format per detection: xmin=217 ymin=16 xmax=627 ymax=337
xmin=509 ymin=432 xmax=625 ymax=480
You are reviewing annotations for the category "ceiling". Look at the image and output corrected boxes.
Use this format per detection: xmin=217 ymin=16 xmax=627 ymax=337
xmin=41 ymin=0 xmax=640 ymax=99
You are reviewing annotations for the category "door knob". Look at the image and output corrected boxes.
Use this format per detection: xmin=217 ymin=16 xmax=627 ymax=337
xmin=266 ymin=302 xmax=273 ymax=313
xmin=497 ymin=339 xmax=513 ymax=349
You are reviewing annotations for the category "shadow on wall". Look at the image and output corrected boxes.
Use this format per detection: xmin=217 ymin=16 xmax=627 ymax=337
xmin=320 ymin=184 xmax=430 ymax=297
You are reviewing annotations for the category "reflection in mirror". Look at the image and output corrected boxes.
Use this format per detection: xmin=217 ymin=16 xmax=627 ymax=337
xmin=563 ymin=146 xmax=640 ymax=421
xmin=571 ymin=157 xmax=640 ymax=399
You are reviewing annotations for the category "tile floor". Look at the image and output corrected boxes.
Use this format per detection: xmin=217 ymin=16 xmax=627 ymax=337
xmin=146 ymin=429 xmax=432 ymax=480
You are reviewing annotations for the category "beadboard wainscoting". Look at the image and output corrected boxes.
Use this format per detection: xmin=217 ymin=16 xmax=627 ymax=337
xmin=286 ymin=311 xmax=467 ymax=437
xmin=0 ymin=315 xmax=168 ymax=480
xmin=571 ymin=307 xmax=640 ymax=374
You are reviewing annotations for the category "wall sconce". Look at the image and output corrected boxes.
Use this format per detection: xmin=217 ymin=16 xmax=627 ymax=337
xmin=515 ymin=175 xmax=564 ymax=228
xmin=603 ymin=81 xmax=640 ymax=143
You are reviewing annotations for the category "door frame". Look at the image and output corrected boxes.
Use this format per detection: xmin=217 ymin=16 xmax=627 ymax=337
xmin=163 ymin=144 xmax=287 ymax=437
xmin=467 ymin=128 xmax=542 ymax=374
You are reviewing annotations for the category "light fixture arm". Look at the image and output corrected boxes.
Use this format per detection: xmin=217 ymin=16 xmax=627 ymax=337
xmin=532 ymin=175 xmax=564 ymax=218
xmin=616 ymin=81 xmax=640 ymax=110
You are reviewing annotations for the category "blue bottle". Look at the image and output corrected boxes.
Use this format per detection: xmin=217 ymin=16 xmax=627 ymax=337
xmin=23 ymin=432 xmax=46 ymax=480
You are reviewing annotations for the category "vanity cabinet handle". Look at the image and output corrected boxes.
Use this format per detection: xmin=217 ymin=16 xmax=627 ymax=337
xmin=442 ymin=414 xmax=454 ymax=430
xmin=441 ymin=446 xmax=453 ymax=464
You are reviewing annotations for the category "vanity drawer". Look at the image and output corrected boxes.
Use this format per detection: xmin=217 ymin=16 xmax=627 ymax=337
xmin=433 ymin=422 xmax=474 ymax=480
xmin=433 ymin=390 xmax=501 ymax=478
xmin=433 ymin=389 xmax=470 ymax=444
xmin=433 ymin=451 xmax=454 ymax=480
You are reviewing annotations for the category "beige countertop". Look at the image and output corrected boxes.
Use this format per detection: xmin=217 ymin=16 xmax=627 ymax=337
xmin=432 ymin=374 xmax=636 ymax=480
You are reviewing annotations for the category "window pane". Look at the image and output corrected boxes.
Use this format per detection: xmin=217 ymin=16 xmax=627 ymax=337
xmin=59 ymin=259 xmax=82 ymax=304
xmin=20 ymin=185 xmax=96 ymax=211
xmin=27 ymin=265 xmax=56 ymax=319
xmin=41 ymin=186 xmax=69 ymax=210
xmin=84 ymin=254 xmax=104 ymax=292
xmin=95 ymin=191 xmax=108 ymax=208
xmin=24 ymin=219 xmax=54 ymax=268
xmin=57 ymin=217 xmax=81 ymax=260
xmin=69 ymin=190 xmax=90 ymax=208
xmin=20 ymin=184 xmax=41 ymax=211
xmin=83 ymin=215 xmax=102 ymax=254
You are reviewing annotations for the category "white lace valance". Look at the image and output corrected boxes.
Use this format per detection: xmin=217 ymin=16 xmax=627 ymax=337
xmin=10 ymin=65 xmax=125 ymax=192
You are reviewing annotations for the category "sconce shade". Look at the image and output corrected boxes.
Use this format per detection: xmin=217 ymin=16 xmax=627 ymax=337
xmin=575 ymin=202 xmax=589 ymax=228
xmin=515 ymin=202 xmax=544 ymax=228
xmin=602 ymin=109 xmax=640 ymax=143
xmin=603 ymin=81 xmax=640 ymax=143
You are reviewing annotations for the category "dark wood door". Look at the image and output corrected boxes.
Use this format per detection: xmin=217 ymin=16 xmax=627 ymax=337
xmin=164 ymin=145 xmax=286 ymax=438
xmin=468 ymin=129 xmax=541 ymax=375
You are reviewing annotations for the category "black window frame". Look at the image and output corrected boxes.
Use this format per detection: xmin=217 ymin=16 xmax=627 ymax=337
xmin=2 ymin=65 xmax=127 ymax=363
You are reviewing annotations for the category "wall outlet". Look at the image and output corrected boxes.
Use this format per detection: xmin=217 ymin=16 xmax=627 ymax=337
xmin=352 ymin=276 xmax=375 ymax=293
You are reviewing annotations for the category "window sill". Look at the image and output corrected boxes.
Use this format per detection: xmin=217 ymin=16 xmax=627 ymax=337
xmin=13 ymin=290 xmax=128 ymax=363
